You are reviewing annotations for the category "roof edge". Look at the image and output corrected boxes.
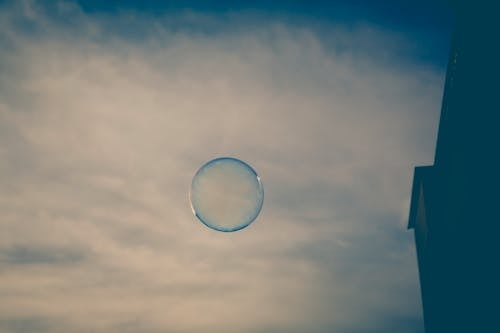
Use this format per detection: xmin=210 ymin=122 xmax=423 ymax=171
xmin=408 ymin=165 xmax=435 ymax=230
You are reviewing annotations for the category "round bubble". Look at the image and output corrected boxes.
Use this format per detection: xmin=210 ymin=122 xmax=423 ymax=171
xmin=190 ymin=157 xmax=264 ymax=232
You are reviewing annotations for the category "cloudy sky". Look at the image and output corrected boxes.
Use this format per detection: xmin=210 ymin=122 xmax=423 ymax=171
xmin=0 ymin=1 xmax=452 ymax=332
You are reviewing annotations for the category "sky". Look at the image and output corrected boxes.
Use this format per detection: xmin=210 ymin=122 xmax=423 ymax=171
xmin=0 ymin=1 xmax=453 ymax=333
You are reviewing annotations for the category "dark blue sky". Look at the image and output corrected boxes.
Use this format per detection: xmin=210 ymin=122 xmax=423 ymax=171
xmin=76 ymin=0 xmax=454 ymax=68
xmin=76 ymin=0 xmax=452 ymax=28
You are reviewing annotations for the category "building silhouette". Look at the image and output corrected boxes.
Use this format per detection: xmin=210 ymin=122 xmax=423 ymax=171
xmin=407 ymin=2 xmax=499 ymax=332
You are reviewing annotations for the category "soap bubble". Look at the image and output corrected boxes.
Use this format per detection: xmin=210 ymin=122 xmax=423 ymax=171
xmin=190 ymin=157 xmax=264 ymax=232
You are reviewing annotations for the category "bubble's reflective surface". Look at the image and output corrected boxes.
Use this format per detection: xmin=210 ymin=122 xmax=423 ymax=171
xmin=190 ymin=157 xmax=264 ymax=232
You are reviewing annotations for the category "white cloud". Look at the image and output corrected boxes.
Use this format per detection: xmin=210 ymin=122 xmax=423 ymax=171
xmin=0 ymin=1 xmax=444 ymax=332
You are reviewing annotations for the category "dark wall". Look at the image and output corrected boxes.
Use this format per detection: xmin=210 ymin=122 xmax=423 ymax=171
xmin=419 ymin=3 xmax=500 ymax=332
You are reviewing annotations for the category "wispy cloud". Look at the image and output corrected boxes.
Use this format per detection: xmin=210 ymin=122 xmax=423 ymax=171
xmin=0 ymin=1 xmax=444 ymax=332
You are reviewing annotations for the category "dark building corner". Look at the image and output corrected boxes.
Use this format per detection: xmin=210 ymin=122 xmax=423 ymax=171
xmin=407 ymin=1 xmax=500 ymax=332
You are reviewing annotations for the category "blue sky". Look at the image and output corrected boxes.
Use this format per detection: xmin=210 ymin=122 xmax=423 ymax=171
xmin=75 ymin=0 xmax=453 ymax=66
xmin=0 ymin=1 xmax=452 ymax=332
